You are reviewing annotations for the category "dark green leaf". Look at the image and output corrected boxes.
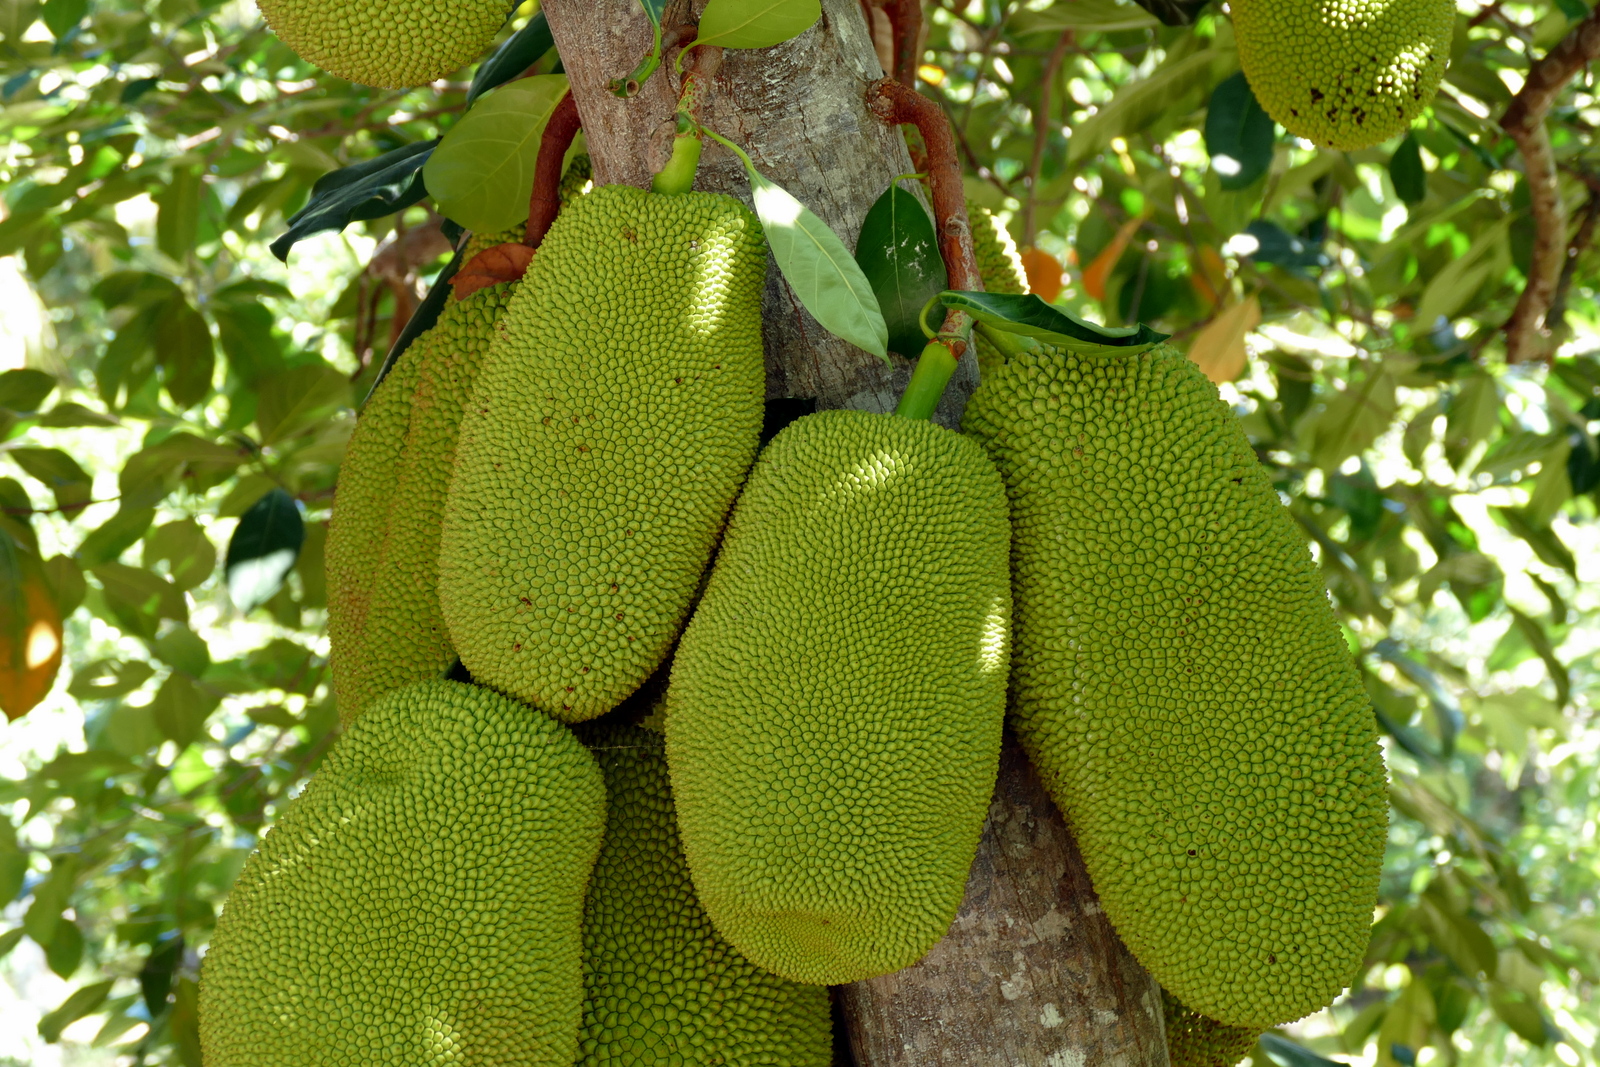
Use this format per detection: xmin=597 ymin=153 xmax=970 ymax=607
xmin=1390 ymin=133 xmax=1427 ymax=204
xmin=156 ymin=168 xmax=202 ymax=261
xmin=1375 ymin=638 xmax=1463 ymax=755
xmin=153 ymin=297 xmax=216 ymax=408
xmin=1205 ymin=72 xmax=1273 ymax=191
xmin=467 ymin=11 xmax=554 ymax=105
xmin=225 ymin=488 xmax=304 ymax=612
xmin=271 ymin=140 xmax=436 ymax=262
xmin=38 ymin=978 xmax=113 ymax=1043
xmin=44 ymin=916 xmax=82 ymax=977
xmin=0 ymin=368 xmax=55 ymax=411
xmin=939 ymin=290 xmax=1168 ymax=352
xmin=1258 ymin=1033 xmax=1348 ymax=1065
xmin=39 ymin=0 xmax=84 ymax=37
xmin=1125 ymin=0 xmax=1211 ymax=26
xmin=1568 ymin=428 xmax=1600 ymax=494
xmin=91 ymin=271 xmax=181 ymax=310
xmin=854 ymin=183 xmax=948 ymax=358
xmin=1488 ymin=988 xmax=1549 ymax=1045
xmin=68 ymin=658 xmax=155 ymax=701
xmin=139 ymin=934 xmax=183 ymax=1015
xmin=1241 ymin=219 xmax=1330 ymax=269
xmin=213 ymin=301 xmax=284 ymax=386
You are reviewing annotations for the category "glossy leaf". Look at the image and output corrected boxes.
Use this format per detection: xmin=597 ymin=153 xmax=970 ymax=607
xmin=854 ymin=183 xmax=947 ymax=358
xmin=424 ymin=75 xmax=569 ymax=233
xmin=938 ymin=290 xmax=1168 ymax=353
xmin=1390 ymin=133 xmax=1427 ymax=204
xmin=224 ymin=488 xmax=304 ymax=613
xmin=467 ymin=11 xmax=555 ymax=105
xmin=270 ymin=140 xmax=437 ymax=262
xmin=1205 ymin=72 xmax=1274 ymax=191
xmin=694 ymin=0 xmax=821 ymax=49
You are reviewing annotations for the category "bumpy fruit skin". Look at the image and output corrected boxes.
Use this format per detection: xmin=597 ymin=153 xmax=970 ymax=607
xmin=256 ymin=0 xmax=506 ymax=88
xmin=1233 ymin=0 xmax=1453 ymax=150
xmin=199 ymin=680 xmax=604 ymax=1067
xmin=327 ymin=275 xmax=520 ymax=725
xmin=440 ymin=185 xmax=766 ymax=723
xmin=666 ymin=409 xmax=1011 ymax=985
xmin=968 ymin=200 xmax=1027 ymax=295
xmin=962 ymin=344 xmax=1387 ymax=1029
xmin=1163 ymin=990 xmax=1261 ymax=1067
xmin=576 ymin=723 xmax=832 ymax=1067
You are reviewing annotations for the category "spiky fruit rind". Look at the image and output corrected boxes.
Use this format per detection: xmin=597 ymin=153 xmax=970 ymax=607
xmin=577 ymin=723 xmax=832 ymax=1067
xmin=199 ymin=680 xmax=605 ymax=1066
xmin=439 ymin=185 xmax=766 ymax=722
xmin=962 ymin=344 xmax=1387 ymax=1029
xmin=1164 ymin=990 xmax=1262 ymax=1067
xmin=257 ymin=0 xmax=507 ymax=88
xmin=666 ymin=409 xmax=1011 ymax=985
xmin=1233 ymin=0 xmax=1454 ymax=150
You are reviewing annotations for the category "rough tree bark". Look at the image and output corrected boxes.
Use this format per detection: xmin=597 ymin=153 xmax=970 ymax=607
xmin=538 ymin=2 xmax=1169 ymax=1063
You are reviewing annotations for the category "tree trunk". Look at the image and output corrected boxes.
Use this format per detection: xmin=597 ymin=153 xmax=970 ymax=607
xmin=540 ymin=2 xmax=1170 ymax=1063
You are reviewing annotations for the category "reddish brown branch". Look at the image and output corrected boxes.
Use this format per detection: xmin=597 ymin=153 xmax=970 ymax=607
xmin=866 ymin=78 xmax=980 ymax=294
xmin=1498 ymin=5 xmax=1600 ymax=363
xmin=890 ymin=0 xmax=921 ymax=87
xmin=525 ymin=91 xmax=585 ymax=250
xmin=1021 ymin=28 xmax=1073 ymax=246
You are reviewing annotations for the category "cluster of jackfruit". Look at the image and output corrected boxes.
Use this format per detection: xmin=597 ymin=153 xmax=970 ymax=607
xmin=1232 ymin=0 xmax=1454 ymax=150
xmin=256 ymin=0 xmax=508 ymax=87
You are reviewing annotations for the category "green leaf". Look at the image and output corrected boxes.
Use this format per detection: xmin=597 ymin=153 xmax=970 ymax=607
xmin=939 ymin=290 xmax=1168 ymax=353
xmin=22 ymin=852 xmax=78 ymax=947
xmin=271 ymin=141 xmax=436 ymax=262
xmin=7 ymin=447 xmax=93 ymax=514
xmin=36 ymin=402 xmax=119 ymax=428
xmin=139 ymin=934 xmax=184 ymax=1016
xmin=1241 ymin=219 xmax=1330 ymax=270
xmin=467 ymin=11 xmax=554 ymax=105
xmin=1205 ymin=72 xmax=1274 ymax=192
xmin=746 ymin=168 xmax=888 ymax=359
xmin=424 ymin=75 xmax=570 ymax=234
xmin=38 ymin=978 xmax=113 ymax=1043
xmin=1069 ymin=49 xmax=1222 ymax=166
xmin=854 ymin=183 xmax=948 ymax=358
xmin=39 ymin=0 xmax=84 ymax=38
xmin=1416 ymin=216 xmax=1510 ymax=328
xmin=0 ymin=0 xmax=41 ymax=40
xmin=91 ymin=562 xmax=186 ymax=639
xmin=1258 ymin=1032 xmax=1347 ymax=1066
xmin=254 ymin=363 xmax=351 ymax=445
xmin=77 ymin=508 xmax=157 ymax=568
xmin=693 ymin=0 xmax=820 ymax=49
xmin=150 ymin=672 xmax=218 ymax=747
xmin=1390 ymin=133 xmax=1427 ymax=204
xmin=153 ymin=626 xmax=210 ymax=677
xmin=154 ymin=298 xmax=216 ymax=409
xmin=44 ymin=915 xmax=82 ymax=977
xmin=1011 ymin=0 xmax=1158 ymax=35
xmin=144 ymin=520 xmax=216 ymax=590
xmin=0 ymin=368 xmax=55 ymax=411
xmin=0 ymin=927 xmax=24 ymax=959
xmin=68 ymin=658 xmax=155 ymax=701
xmin=156 ymin=168 xmax=203 ymax=261
xmin=225 ymin=488 xmax=304 ymax=612
xmin=1488 ymin=987 xmax=1549 ymax=1045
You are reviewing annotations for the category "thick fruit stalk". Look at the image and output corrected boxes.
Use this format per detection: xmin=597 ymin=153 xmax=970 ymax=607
xmin=439 ymin=185 xmax=766 ymax=722
xmin=576 ymin=722 xmax=832 ymax=1066
xmin=962 ymin=342 xmax=1388 ymax=1029
xmin=665 ymin=403 xmax=1011 ymax=985
xmin=199 ymin=680 xmax=605 ymax=1066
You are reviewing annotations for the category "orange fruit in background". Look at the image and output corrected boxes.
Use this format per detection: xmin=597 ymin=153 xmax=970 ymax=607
xmin=1020 ymin=247 xmax=1064 ymax=302
xmin=1 ymin=568 xmax=63 ymax=722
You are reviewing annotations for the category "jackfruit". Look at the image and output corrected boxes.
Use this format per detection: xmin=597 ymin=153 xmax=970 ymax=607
xmin=665 ymin=408 xmax=1011 ymax=985
xmin=1163 ymin=990 xmax=1261 ymax=1067
xmin=961 ymin=343 xmax=1387 ymax=1029
xmin=968 ymin=200 xmax=1026 ymax=295
xmin=1232 ymin=0 xmax=1453 ymax=150
xmin=327 ymin=229 xmax=523 ymax=725
xmin=257 ymin=0 xmax=507 ymax=88
xmin=439 ymin=185 xmax=766 ymax=722
xmin=199 ymin=679 xmax=605 ymax=1066
xmin=577 ymin=722 xmax=832 ymax=1066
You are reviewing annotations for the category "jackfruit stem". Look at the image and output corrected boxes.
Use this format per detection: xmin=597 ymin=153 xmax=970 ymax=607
xmin=652 ymin=125 xmax=704 ymax=195
xmin=895 ymin=340 xmax=959 ymax=421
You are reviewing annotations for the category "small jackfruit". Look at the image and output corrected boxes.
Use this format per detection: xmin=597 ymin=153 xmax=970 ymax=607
xmin=665 ymin=409 xmax=1011 ymax=985
xmin=326 ymin=255 xmax=521 ymax=724
xmin=439 ymin=185 xmax=767 ymax=722
xmin=257 ymin=0 xmax=507 ymax=88
xmin=199 ymin=679 xmax=605 ymax=1065
xmin=1163 ymin=990 xmax=1261 ymax=1067
xmin=577 ymin=722 xmax=832 ymax=1067
xmin=968 ymin=200 xmax=1027 ymax=295
xmin=962 ymin=343 xmax=1387 ymax=1029
xmin=1232 ymin=0 xmax=1453 ymax=150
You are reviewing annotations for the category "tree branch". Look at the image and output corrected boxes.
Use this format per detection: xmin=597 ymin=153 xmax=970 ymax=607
xmin=1498 ymin=5 xmax=1600 ymax=363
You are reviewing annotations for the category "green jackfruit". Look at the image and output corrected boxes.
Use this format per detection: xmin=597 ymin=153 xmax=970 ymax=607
xmin=439 ymin=185 xmax=766 ymax=722
xmin=577 ymin=722 xmax=832 ymax=1067
xmin=199 ymin=679 xmax=605 ymax=1066
xmin=1163 ymin=990 xmax=1261 ymax=1067
xmin=665 ymin=409 xmax=1011 ymax=985
xmin=968 ymin=201 xmax=1026 ymax=295
xmin=257 ymin=0 xmax=506 ymax=88
xmin=962 ymin=342 xmax=1387 ymax=1028
xmin=327 ymin=247 xmax=521 ymax=724
xmin=1233 ymin=0 xmax=1453 ymax=150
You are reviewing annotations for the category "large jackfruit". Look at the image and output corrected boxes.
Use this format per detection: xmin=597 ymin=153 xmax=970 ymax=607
xmin=1233 ymin=0 xmax=1453 ymax=150
xmin=665 ymin=409 xmax=1011 ymax=985
xmin=577 ymin=722 xmax=832 ymax=1067
xmin=199 ymin=679 xmax=605 ymax=1065
xmin=961 ymin=343 xmax=1387 ymax=1028
xmin=257 ymin=0 xmax=506 ymax=88
xmin=439 ymin=185 xmax=766 ymax=722
xmin=327 ymin=270 xmax=520 ymax=725
xmin=1163 ymin=990 xmax=1261 ymax=1067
